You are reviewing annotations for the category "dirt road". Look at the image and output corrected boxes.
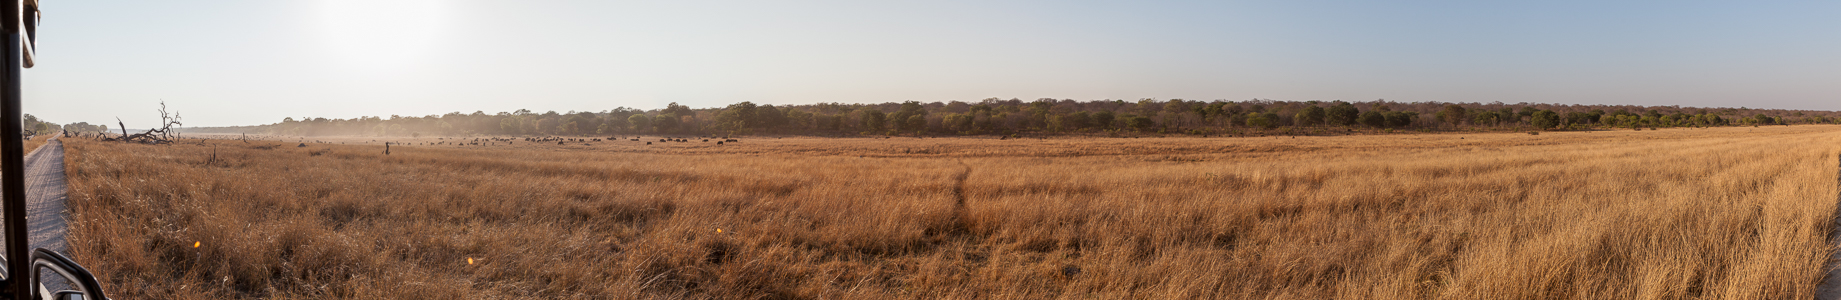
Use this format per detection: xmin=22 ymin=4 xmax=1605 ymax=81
xmin=23 ymin=137 xmax=67 ymax=254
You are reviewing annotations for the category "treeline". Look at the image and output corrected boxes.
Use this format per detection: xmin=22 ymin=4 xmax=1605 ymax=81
xmin=19 ymin=114 xmax=110 ymax=136
xmin=182 ymin=99 xmax=1841 ymax=137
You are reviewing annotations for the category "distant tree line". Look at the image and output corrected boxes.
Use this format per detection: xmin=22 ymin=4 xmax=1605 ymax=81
xmin=180 ymin=99 xmax=1841 ymax=137
xmin=14 ymin=114 xmax=111 ymax=137
xmin=22 ymin=114 xmax=58 ymax=134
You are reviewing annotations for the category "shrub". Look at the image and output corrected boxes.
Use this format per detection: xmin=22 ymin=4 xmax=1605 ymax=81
xmin=1438 ymin=104 xmax=1468 ymax=125
xmin=1127 ymin=115 xmax=1155 ymax=131
xmin=1530 ymin=110 xmax=1562 ymax=130
xmin=1294 ymin=106 xmax=1327 ymax=126
xmin=1247 ymin=112 xmax=1278 ymax=129
xmin=1358 ymin=111 xmax=1386 ymax=127
xmin=1383 ymin=111 xmax=1416 ymax=128
xmin=1326 ymin=101 xmax=1360 ymax=126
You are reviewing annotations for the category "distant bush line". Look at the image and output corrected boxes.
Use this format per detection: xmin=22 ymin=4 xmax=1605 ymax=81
xmin=180 ymin=99 xmax=1841 ymax=137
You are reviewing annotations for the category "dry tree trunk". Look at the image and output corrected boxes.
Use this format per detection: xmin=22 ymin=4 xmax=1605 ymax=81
xmin=105 ymin=101 xmax=184 ymax=144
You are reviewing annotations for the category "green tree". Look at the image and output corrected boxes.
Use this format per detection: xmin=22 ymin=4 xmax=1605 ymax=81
xmin=1437 ymin=104 xmax=1468 ymax=126
xmin=1472 ymin=111 xmax=1501 ymax=126
xmin=499 ymin=117 xmax=524 ymax=134
xmin=756 ymin=105 xmax=787 ymax=130
xmin=890 ymin=101 xmax=929 ymax=133
xmin=663 ymin=102 xmax=694 ymax=118
xmin=1326 ymin=101 xmax=1359 ymax=126
xmin=1065 ymin=111 xmax=1093 ymax=130
xmin=1566 ymin=112 xmax=1597 ymax=126
xmin=654 ymin=113 xmax=680 ymax=133
xmin=559 ymin=115 xmax=585 ymax=134
xmin=905 ymin=115 xmax=928 ymax=133
xmin=595 ymin=119 xmax=622 ymax=134
xmin=627 ymin=114 xmax=652 ymax=133
xmin=784 ymin=109 xmax=813 ymax=130
xmin=717 ymin=102 xmax=759 ymax=132
xmin=536 ymin=118 xmax=560 ymax=135
xmin=858 ymin=108 xmax=887 ymax=133
xmin=1384 ymin=111 xmax=1417 ymax=128
xmin=944 ymin=113 xmax=974 ymax=132
xmin=1530 ymin=110 xmax=1562 ymax=129
xmin=1093 ymin=111 xmax=1115 ymax=129
xmin=1294 ymin=106 xmax=1327 ymax=126
xmin=1161 ymin=99 xmax=1194 ymax=128
xmin=1246 ymin=112 xmax=1278 ymax=129
xmin=1201 ymin=102 xmax=1226 ymax=121
xmin=1703 ymin=113 xmax=1724 ymax=126
xmin=1358 ymin=111 xmax=1386 ymax=127
xmin=1126 ymin=115 xmax=1155 ymax=131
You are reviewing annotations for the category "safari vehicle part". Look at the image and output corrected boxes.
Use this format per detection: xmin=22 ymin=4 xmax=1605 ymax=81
xmin=0 ymin=1 xmax=109 ymax=299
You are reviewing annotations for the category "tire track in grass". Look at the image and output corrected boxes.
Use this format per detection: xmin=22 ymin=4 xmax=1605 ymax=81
xmin=1821 ymin=152 xmax=1841 ymax=299
xmin=927 ymin=161 xmax=973 ymax=238
xmin=952 ymin=161 xmax=971 ymax=234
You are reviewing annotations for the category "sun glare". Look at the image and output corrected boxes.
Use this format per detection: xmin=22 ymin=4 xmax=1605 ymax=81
xmin=314 ymin=0 xmax=447 ymax=72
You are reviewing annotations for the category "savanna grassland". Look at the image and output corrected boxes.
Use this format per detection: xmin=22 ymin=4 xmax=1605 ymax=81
xmin=60 ymin=125 xmax=1841 ymax=299
xmin=25 ymin=134 xmax=50 ymax=153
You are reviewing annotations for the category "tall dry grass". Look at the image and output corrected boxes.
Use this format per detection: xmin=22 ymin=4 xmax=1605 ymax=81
xmin=60 ymin=126 xmax=1841 ymax=299
xmin=24 ymin=134 xmax=50 ymax=155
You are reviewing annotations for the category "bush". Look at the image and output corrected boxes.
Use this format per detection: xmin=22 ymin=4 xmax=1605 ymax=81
xmin=1093 ymin=111 xmax=1115 ymax=129
xmin=1358 ymin=111 xmax=1386 ymax=127
xmin=1530 ymin=110 xmax=1562 ymax=130
xmin=1383 ymin=111 xmax=1416 ymax=128
xmin=1326 ymin=101 xmax=1360 ymax=126
xmin=1438 ymin=104 xmax=1468 ymax=125
xmin=1295 ymin=106 xmax=1327 ymax=126
xmin=1127 ymin=115 xmax=1155 ymax=131
xmin=1247 ymin=112 xmax=1279 ymax=130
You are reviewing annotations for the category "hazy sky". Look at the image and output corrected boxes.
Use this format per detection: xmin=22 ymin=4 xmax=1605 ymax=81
xmin=22 ymin=1 xmax=1841 ymax=127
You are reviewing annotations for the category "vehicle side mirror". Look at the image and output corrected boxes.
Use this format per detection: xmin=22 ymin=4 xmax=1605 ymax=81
xmin=29 ymin=249 xmax=104 ymax=300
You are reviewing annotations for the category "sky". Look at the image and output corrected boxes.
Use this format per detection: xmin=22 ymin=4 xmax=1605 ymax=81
xmin=21 ymin=0 xmax=1841 ymax=127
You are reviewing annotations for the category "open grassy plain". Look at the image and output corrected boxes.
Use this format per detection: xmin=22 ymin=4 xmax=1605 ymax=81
xmin=62 ymin=125 xmax=1841 ymax=299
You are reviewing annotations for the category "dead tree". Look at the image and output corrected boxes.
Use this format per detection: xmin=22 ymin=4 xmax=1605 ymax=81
xmin=104 ymin=101 xmax=183 ymax=144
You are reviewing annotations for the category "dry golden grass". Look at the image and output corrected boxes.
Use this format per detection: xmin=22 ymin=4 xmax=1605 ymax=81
xmin=24 ymin=134 xmax=50 ymax=155
xmin=64 ymin=125 xmax=1841 ymax=299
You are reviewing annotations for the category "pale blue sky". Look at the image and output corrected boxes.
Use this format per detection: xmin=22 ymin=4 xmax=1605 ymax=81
xmin=22 ymin=1 xmax=1841 ymax=127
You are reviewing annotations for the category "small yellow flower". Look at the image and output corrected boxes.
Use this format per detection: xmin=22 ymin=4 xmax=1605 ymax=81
xmin=468 ymin=258 xmax=474 ymax=265
xmin=716 ymin=228 xmax=723 ymax=233
xmin=193 ymin=241 xmax=200 ymax=248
